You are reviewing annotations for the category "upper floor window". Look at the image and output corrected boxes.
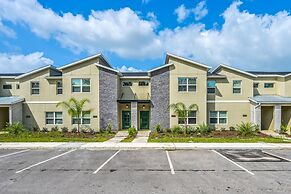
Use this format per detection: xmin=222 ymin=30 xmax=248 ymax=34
xmin=16 ymin=84 xmax=20 ymax=89
xmin=138 ymin=81 xmax=149 ymax=86
xmin=233 ymin=80 xmax=242 ymax=94
xmin=264 ymin=83 xmax=274 ymax=88
xmin=45 ymin=112 xmax=63 ymax=125
xmin=178 ymin=77 xmax=197 ymax=92
xmin=2 ymin=84 xmax=12 ymax=89
xmin=178 ymin=111 xmax=197 ymax=125
xmin=72 ymin=78 xmax=90 ymax=93
xmin=72 ymin=111 xmax=91 ymax=125
xmin=31 ymin=81 xmax=40 ymax=95
xmin=56 ymin=81 xmax=63 ymax=95
xmin=122 ymin=81 xmax=132 ymax=87
xmin=209 ymin=111 xmax=227 ymax=124
xmin=207 ymin=80 xmax=216 ymax=94
xmin=253 ymin=83 xmax=259 ymax=88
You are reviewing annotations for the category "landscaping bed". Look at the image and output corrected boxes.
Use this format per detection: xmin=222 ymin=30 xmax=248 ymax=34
xmin=148 ymin=130 xmax=290 ymax=143
xmin=0 ymin=131 xmax=115 ymax=142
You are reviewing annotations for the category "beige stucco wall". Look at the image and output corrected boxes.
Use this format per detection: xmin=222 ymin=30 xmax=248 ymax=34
xmin=120 ymin=79 xmax=150 ymax=100
xmin=0 ymin=78 xmax=19 ymax=97
xmin=252 ymin=77 xmax=282 ymax=96
xmin=168 ymin=57 xmax=208 ymax=127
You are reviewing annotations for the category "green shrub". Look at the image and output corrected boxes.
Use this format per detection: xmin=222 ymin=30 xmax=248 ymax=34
xmin=51 ymin=126 xmax=59 ymax=132
xmin=166 ymin=128 xmax=172 ymax=133
xmin=172 ymin=125 xmax=184 ymax=134
xmin=280 ymin=124 xmax=288 ymax=134
xmin=61 ymin=127 xmax=69 ymax=133
xmin=155 ymin=124 xmax=163 ymax=133
xmin=128 ymin=127 xmax=137 ymax=137
xmin=196 ymin=123 xmax=211 ymax=135
xmin=80 ymin=125 xmax=94 ymax=134
xmin=229 ymin=126 xmax=235 ymax=131
xmin=185 ymin=126 xmax=195 ymax=134
xmin=106 ymin=123 xmax=112 ymax=133
xmin=42 ymin=127 xmax=49 ymax=132
xmin=4 ymin=122 xmax=28 ymax=135
xmin=71 ymin=128 xmax=78 ymax=133
xmin=236 ymin=122 xmax=257 ymax=136
xmin=31 ymin=127 xmax=40 ymax=132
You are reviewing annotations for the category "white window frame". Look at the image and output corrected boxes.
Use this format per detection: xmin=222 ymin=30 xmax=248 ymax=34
xmin=178 ymin=77 xmax=197 ymax=92
xmin=122 ymin=81 xmax=133 ymax=87
xmin=207 ymin=80 xmax=216 ymax=94
xmin=72 ymin=111 xmax=91 ymax=125
xmin=178 ymin=111 xmax=197 ymax=125
xmin=31 ymin=81 xmax=40 ymax=95
xmin=56 ymin=80 xmax=63 ymax=95
xmin=209 ymin=111 xmax=228 ymax=125
xmin=264 ymin=83 xmax=274 ymax=88
xmin=45 ymin=112 xmax=63 ymax=125
xmin=138 ymin=80 xmax=149 ymax=86
xmin=71 ymin=78 xmax=90 ymax=93
xmin=2 ymin=84 xmax=12 ymax=89
xmin=232 ymin=80 xmax=242 ymax=94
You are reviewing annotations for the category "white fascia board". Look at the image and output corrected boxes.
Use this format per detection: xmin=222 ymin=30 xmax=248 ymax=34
xmin=212 ymin=64 xmax=257 ymax=78
xmin=58 ymin=54 xmax=102 ymax=70
xmin=15 ymin=65 xmax=53 ymax=79
xmin=0 ymin=76 xmax=17 ymax=79
xmin=120 ymin=76 xmax=150 ymax=79
xmin=166 ymin=53 xmax=211 ymax=69
xmin=95 ymin=63 xmax=120 ymax=74
xmin=148 ymin=63 xmax=173 ymax=73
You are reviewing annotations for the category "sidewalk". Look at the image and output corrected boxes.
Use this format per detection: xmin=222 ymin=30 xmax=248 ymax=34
xmin=132 ymin=130 xmax=150 ymax=143
xmin=104 ymin=131 xmax=128 ymax=143
xmin=1 ymin=142 xmax=291 ymax=150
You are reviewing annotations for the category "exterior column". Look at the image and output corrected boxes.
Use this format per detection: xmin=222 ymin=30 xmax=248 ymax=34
xmin=254 ymin=105 xmax=261 ymax=130
xmin=9 ymin=106 xmax=12 ymax=125
xmin=131 ymin=102 xmax=138 ymax=129
xmin=274 ymin=105 xmax=282 ymax=133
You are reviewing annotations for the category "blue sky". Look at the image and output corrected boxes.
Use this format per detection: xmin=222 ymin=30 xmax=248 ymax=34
xmin=0 ymin=0 xmax=291 ymax=73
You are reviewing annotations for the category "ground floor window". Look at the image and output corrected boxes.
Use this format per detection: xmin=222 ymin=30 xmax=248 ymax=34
xmin=72 ymin=111 xmax=91 ymax=125
xmin=45 ymin=112 xmax=63 ymax=125
xmin=209 ymin=111 xmax=227 ymax=124
xmin=178 ymin=111 xmax=197 ymax=125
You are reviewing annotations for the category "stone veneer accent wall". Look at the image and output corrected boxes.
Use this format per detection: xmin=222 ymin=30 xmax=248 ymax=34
xmin=150 ymin=67 xmax=170 ymax=130
xmin=99 ymin=68 xmax=118 ymax=130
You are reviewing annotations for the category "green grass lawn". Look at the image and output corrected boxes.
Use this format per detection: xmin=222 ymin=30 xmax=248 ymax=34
xmin=120 ymin=136 xmax=135 ymax=142
xmin=148 ymin=131 xmax=291 ymax=143
xmin=0 ymin=132 xmax=115 ymax=142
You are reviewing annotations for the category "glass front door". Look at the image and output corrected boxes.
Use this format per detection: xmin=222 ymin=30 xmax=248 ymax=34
xmin=140 ymin=111 xmax=150 ymax=129
xmin=122 ymin=111 xmax=131 ymax=129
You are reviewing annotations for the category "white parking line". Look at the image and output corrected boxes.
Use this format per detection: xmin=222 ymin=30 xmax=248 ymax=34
xmin=93 ymin=150 xmax=121 ymax=174
xmin=166 ymin=150 xmax=175 ymax=175
xmin=262 ymin=151 xmax=291 ymax=162
xmin=0 ymin=149 xmax=30 ymax=159
xmin=15 ymin=149 xmax=76 ymax=174
xmin=212 ymin=150 xmax=255 ymax=176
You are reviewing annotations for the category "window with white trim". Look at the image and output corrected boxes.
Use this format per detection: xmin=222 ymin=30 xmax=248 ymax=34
xmin=233 ymin=80 xmax=242 ymax=94
xmin=209 ymin=111 xmax=227 ymax=124
xmin=72 ymin=111 xmax=91 ymax=125
xmin=122 ymin=81 xmax=132 ymax=87
xmin=207 ymin=80 xmax=216 ymax=94
xmin=56 ymin=81 xmax=63 ymax=94
xmin=2 ymin=84 xmax=12 ymax=89
xmin=178 ymin=77 xmax=197 ymax=92
xmin=31 ymin=81 xmax=40 ymax=94
xmin=178 ymin=111 xmax=197 ymax=125
xmin=264 ymin=83 xmax=274 ymax=88
xmin=45 ymin=112 xmax=63 ymax=125
xmin=71 ymin=78 xmax=90 ymax=92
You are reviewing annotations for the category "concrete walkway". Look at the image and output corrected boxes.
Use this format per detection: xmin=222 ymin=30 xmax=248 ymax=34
xmin=132 ymin=130 xmax=150 ymax=143
xmin=104 ymin=131 xmax=128 ymax=143
xmin=1 ymin=142 xmax=291 ymax=150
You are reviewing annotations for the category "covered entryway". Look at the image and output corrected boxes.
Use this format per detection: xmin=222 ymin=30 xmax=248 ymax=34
xmin=140 ymin=111 xmax=150 ymax=129
xmin=261 ymin=106 xmax=274 ymax=130
xmin=121 ymin=111 xmax=131 ymax=129
xmin=0 ymin=97 xmax=24 ymax=130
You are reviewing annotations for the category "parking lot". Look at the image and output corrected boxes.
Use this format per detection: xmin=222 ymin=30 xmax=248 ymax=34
xmin=0 ymin=148 xmax=291 ymax=194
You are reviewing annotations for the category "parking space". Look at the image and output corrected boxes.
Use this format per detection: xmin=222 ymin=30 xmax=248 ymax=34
xmin=0 ymin=148 xmax=290 ymax=193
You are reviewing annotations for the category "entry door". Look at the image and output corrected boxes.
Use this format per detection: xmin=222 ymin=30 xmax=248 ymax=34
xmin=140 ymin=111 xmax=150 ymax=129
xmin=122 ymin=111 xmax=131 ymax=129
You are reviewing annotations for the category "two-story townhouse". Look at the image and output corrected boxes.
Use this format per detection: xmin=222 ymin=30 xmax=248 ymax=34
xmin=0 ymin=53 xmax=291 ymax=132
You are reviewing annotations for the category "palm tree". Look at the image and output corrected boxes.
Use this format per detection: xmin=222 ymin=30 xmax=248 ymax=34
xmin=169 ymin=102 xmax=198 ymax=129
xmin=57 ymin=97 xmax=90 ymax=133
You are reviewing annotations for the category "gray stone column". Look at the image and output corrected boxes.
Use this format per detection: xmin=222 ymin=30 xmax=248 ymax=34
xmin=274 ymin=105 xmax=282 ymax=133
xmin=131 ymin=102 xmax=138 ymax=129
xmin=254 ymin=105 xmax=261 ymax=130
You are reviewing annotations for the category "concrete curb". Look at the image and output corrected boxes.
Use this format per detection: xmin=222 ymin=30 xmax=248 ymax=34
xmin=1 ymin=142 xmax=291 ymax=150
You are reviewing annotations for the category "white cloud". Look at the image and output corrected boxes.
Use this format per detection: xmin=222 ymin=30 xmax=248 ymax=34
xmin=174 ymin=1 xmax=208 ymax=23
xmin=1 ymin=0 xmax=291 ymax=71
xmin=0 ymin=19 xmax=16 ymax=38
xmin=174 ymin=4 xmax=190 ymax=23
xmin=193 ymin=1 xmax=208 ymax=21
xmin=0 ymin=52 xmax=53 ymax=73
xmin=116 ymin=65 xmax=142 ymax=72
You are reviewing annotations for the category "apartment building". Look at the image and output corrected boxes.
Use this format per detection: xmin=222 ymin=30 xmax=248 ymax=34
xmin=0 ymin=53 xmax=291 ymax=132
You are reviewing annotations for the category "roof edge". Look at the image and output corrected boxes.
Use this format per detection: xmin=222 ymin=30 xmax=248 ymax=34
xmin=165 ymin=53 xmax=211 ymax=69
xmin=212 ymin=64 xmax=257 ymax=78
xmin=15 ymin=65 xmax=56 ymax=79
